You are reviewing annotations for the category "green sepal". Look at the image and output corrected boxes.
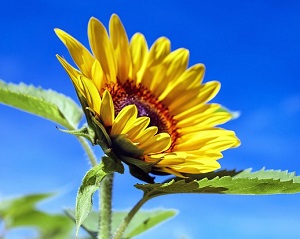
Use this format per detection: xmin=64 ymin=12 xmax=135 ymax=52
xmin=75 ymin=163 xmax=107 ymax=237
xmin=120 ymin=156 xmax=154 ymax=174
xmin=102 ymin=155 xmax=124 ymax=174
xmin=119 ymin=156 xmax=156 ymax=183
xmin=90 ymin=113 xmax=112 ymax=149
xmin=127 ymin=163 xmax=155 ymax=184
xmin=111 ymin=134 xmax=144 ymax=158
xmin=74 ymin=89 xmax=112 ymax=150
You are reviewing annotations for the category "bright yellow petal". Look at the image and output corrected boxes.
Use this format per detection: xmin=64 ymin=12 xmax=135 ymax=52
xmin=100 ymin=90 xmax=115 ymax=127
xmin=109 ymin=14 xmax=132 ymax=84
xmin=54 ymin=28 xmax=94 ymax=78
xmin=88 ymin=17 xmax=117 ymax=83
xmin=91 ymin=59 xmax=105 ymax=92
xmin=134 ymin=126 xmax=158 ymax=144
xmin=159 ymin=63 xmax=205 ymax=102
xmin=126 ymin=117 xmax=150 ymax=139
xmin=140 ymin=37 xmax=170 ymax=89
xmin=197 ymin=81 xmax=221 ymax=103
xmin=139 ymin=133 xmax=171 ymax=154
xmin=152 ymin=48 xmax=189 ymax=96
xmin=130 ymin=33 xmax=148 ymax=84
xmin=80 ymin=75 xmax=101 ymax=114
xmin=111 ymin=105 xmax=137 ymax=135
xmin=175 ymin=129 xmax=237 ymax=151
xmin=168 ymin=158 xmax=221 ymax=174
xmin=177 ymin=112 xmax=232 ymax=129
xmin=145 ymin=152 xmax=187 ymax=165
xmin=174 ymin=103 xmax=220 ymax=122
xmin=56 ymin=55 xmax=82 ymax=90
xmin=169 ymin=81 xmax=221 ymax=115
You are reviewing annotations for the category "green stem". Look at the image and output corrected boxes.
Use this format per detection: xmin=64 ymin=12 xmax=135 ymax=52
xmin=112 ymin=195 xmax=150 ymax=239
xmin=76 ymin=136 xmax=98 ymax=167
xmin=99 ymin=173 xmax=114 ymax=239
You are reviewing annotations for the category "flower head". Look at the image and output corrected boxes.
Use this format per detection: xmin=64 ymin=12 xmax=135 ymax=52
xmin=55 ymin=14 xmax=240 ymax=182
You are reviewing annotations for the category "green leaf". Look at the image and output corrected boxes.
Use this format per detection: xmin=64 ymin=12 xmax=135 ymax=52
xmin=0 ymin=193 xmax=73 ymax=239
xmin=66 ymin=209 xmax=177 ymax=239
xmin=135 ymin=168 xmax=300 ymax=197
xmin=75 ymin=163 xmax=107 ymax=237
xmin=0 ymin=193 xmax=53 ymax=221
xmin=0 ymin=80 xmax=83 ymax=129
xmin=123 ymin=209 xmax=177 ymax=239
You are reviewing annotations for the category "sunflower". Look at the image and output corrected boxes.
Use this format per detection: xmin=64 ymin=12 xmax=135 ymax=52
xmin=55 ymin=14 xmax=240 ymax=181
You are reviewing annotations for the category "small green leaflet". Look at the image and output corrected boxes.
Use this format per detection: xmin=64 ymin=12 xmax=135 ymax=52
xmin=66 ymin=209 xmax=177 ymax=239
xmin=0 ymin=80 xmax=83 ymax=129
xmin=136 ymin=168 xmax=300 ymax=198
xmin=75 ymin=163 xmax=107 ymax=237
xmin=0 ymin=193 xmax=73 ymax=239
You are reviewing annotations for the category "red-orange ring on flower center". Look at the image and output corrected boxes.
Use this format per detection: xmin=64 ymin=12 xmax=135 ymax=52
xmin=104 ymin=79 xmax=179 ymax=151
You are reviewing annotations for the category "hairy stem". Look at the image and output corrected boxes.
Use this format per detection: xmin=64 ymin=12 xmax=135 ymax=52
xmin=112 ymin=195 xmax=149 ymax=239
xmin=99 ymin=173 xmax=114 ymax=239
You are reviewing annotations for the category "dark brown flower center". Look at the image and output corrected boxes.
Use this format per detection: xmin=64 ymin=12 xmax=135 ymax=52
xmin=105 ymin=80 xmax=179 ymax=149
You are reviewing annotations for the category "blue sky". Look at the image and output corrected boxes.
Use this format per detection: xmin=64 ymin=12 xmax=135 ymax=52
xmin=1 ymin=0 xmax=300 ymax=238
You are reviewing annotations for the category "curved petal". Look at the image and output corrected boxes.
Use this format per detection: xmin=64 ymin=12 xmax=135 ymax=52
xmin=88 ymin=17 xmax=117 ymax=83
xmin=109 ymin=14 xmax=132 ymax=84
xmin=130 ymin=33 xmax=148 ymax=84
xmin=100 ymin=90 xmax=115 ymax=127
xmin=140 ymin=37 xmax=170 ymax=89
xmin=56 ymin=55 xmax=82 ymax=92
xmin=80 ymin=75 xmax=101 ymax=114
xmin=111 ymin=105 xmax=137 ymax=135
xmin=152 ymin=48 xmax=189 ymax=97
xmin=55 ymin=28 xmax=94 ymax=78
xmin=126 ymin=117 xmax=150 ymax=139
xmin=139 ymin=133 xmax=171 ymax=154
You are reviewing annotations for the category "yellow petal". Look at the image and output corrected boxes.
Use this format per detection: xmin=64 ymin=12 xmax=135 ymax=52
xmin=201 ymin=135 xmax=241 ymax=151
xmin=168 ymin=81 xmax=221 ymax=115
xmin=109 ymin=14 xmax=132 ymax=84
xmin=130 ymin=33 xmax=148 ymax=84
xmin=91 ymin=59 xmax=105 ymax=92
xmin=100 ymin=90 xmax=115 ymax=127
xmin=126 ymin=117 xmax=150 ymax=139
xmin=145 ymin=152 xmax=187 ymax=165
xmin=54 ymin=28 xmax=94 ymax=78
xmin=140 ymin=37 xmax=170 ymax=89
xmin=152 ymin=48 xmax=189 ymax=96
xmin=174 ymin=103 xmax=220 ymax=122
xmin=139 ymin=133 xmax=171 ymax=154
xmin=177 ymin=111 xmax=232 ymax=129
xmin=88 ymin=17 xmax=117 ymax=83
xmin=111 ymin=105 xmax=137 ymax=135
xmin=168 ymin=86 xmax=202 ymax=113
xmin=56 ymin=55 xmax=82 ymax=91
xmin=134 ymin=126 xmax=158 ymax=144
xmin=177 ymin=63 xmax=205 ymax=89
xmin=198 ymin=81 xmax=221 ymax=103
xmin=169 ymin=159 xmax=221 ymax=174
xmin=160 ymin=63 xmax=205 ymax=102
xmin=80 ymin=75 xmax=101 ymax=114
